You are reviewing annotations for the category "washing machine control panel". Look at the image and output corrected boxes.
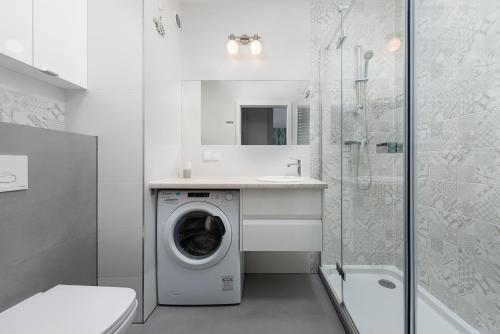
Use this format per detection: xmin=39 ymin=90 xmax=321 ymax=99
xmin=159 ymin=191 xmax=182 ymax=201
xmin=158 ymin=190 xmax=237 ymax=204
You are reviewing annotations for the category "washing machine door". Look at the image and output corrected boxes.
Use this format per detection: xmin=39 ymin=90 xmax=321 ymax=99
xmin=163 ymin=201 xmax=232 ymax=270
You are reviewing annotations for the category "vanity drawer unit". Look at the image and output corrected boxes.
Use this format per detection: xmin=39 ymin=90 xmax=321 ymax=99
xmin=241 ymin=189 xmax=322 ymax=252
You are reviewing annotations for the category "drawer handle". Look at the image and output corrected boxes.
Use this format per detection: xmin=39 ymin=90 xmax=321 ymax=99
xmin=40 ymin=69 xmax=59 ymax=77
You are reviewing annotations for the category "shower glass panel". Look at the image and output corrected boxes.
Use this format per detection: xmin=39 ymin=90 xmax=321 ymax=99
xmin=318 ymin=0 xmax=405 ymax=333
xmin=340 ymin=1 xmax=405 ymax=333
xmin=317 ymin=1 xmax=345 ymax=302
xmin=415 ymin=1 xmax=500 ymax=333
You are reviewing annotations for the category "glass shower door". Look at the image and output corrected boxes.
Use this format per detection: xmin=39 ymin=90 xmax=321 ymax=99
xmin=319 ymin=21 xmax=345 ymax=301
xmin=339 ymin=1 xmax=406 ymax=333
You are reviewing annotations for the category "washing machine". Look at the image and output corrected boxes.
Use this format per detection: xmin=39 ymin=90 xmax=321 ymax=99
xmin=157 ymin=190 xmax=242 ymax=305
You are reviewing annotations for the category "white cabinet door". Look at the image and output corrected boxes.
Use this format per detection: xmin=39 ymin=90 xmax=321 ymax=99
xmin=242 ymin=219 xmax=323 ymax=252
xmin=0 ymin=0 xmax=33 ymax=65
xmin=33 ymin=0 xmax=87 ymax=88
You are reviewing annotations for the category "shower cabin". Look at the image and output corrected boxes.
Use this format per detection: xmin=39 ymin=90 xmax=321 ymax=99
xmin=315 ymin=0 xmax=499 ymax=333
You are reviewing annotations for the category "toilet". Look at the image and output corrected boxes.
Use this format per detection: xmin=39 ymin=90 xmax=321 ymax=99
xmin=0 ymin=285 xmax=137 ymax=334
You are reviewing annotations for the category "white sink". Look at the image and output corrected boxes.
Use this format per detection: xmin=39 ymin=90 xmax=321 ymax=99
xmin=256 ymin=176 xmax=304 ymax=182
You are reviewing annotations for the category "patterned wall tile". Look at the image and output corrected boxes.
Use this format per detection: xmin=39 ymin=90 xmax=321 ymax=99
xmin=415 ymin=0 xmax=500 ymax=331
xmin=0 ymin=86 xmax=65 ymax=130
xmin=458 ymin=107 xmax=500 ymax=149
xmin=458 ymin=183 xmax=500 ymax=226
xmin=458 ymin=147 xmax=500 ymax=186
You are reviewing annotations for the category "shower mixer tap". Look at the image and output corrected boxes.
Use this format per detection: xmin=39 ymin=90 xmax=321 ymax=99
xmin=344 ymin=139 xmax=367 ymax=147
xmin=355 ymin=104 xmax=364 ymax=117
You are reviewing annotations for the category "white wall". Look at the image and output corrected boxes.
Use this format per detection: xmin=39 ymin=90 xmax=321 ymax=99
xmin=65 ymin=0 xmax=145 ymax=322
xmin=181 ymin=144 xmax=311 ymax=178
xmin=59 ymin=0 xmax=183 ymax=322
xmin=181 ymin=0 xmax=311 ymax=80
xmin=143 ymin=0 xmax=183 ymax=320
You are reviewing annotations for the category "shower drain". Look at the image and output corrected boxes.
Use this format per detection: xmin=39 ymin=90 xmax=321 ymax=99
xmin=378 ymin=279 xmax=396 ymax=289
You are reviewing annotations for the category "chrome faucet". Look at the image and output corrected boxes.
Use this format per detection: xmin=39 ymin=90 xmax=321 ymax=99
xmin=287 ymin=158 xmax=302 ymax=177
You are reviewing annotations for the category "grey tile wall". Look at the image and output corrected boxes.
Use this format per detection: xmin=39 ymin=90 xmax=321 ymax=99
xmin=416 ymin=0 xmax=500 ymax=331
xmin=0 ymin=123 xmax=97 ymax=312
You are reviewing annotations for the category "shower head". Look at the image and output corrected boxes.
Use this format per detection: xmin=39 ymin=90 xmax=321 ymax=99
xmin=364 ymin=50 xmax=374 ymax=78
xmin=364 ymin=50 xmax=374 ymax=60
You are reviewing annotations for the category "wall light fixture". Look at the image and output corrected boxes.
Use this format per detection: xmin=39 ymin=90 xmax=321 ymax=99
xmin=227 ymin=34 xmax=262 ymax=55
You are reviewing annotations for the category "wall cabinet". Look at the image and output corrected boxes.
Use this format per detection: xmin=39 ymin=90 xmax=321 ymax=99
xmin=0 ymin=0 xmax=87 ymax=89
xmin=0 ymin=0 xmax=33 ymax=65
xmin=34 ymin=0 xmax=87 ymax=88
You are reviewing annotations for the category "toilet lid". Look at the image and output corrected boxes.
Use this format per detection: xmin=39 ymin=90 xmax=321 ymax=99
xmin=0 ymin=285 xmax=137 ymax=334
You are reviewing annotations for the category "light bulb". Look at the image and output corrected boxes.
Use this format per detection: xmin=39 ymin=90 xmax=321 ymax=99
xmin=226 ymin=39 xmax=239 ymax=54
xmin=250 ymin=39 xmax=262 ymax=55
xmin=386 ymin=37 xmax=401 ymax=53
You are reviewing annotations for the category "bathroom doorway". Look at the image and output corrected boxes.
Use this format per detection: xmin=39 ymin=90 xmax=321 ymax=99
xmin=240 ymin=107 xmax=288 ymax=145
xmin=236 ymin=101 xmax=292 ymax=145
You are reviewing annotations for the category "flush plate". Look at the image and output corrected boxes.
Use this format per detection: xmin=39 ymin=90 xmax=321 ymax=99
xmin=0 ymin=155 xmax=28 ymax=193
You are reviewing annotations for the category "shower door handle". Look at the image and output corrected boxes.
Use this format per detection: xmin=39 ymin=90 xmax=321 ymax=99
xmin=336 ymin=263 xmax=346 ymax=281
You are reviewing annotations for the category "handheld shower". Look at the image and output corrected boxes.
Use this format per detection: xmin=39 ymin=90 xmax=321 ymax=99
xmin=363 ymin=50 xmax=374 ymax=78
xmin=352 ymin=47 xmax=374 ymax=190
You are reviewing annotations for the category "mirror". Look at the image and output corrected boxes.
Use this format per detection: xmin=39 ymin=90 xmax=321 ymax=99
xmin=181 ymin=80 xmax=310 ymax=145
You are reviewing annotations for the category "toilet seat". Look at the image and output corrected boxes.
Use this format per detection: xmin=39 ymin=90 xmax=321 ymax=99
xmin=0 ymin=285 xmax=137 ymax=334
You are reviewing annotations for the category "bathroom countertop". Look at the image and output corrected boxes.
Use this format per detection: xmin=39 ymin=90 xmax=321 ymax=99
xmin=149 ymin=177 xmax=328 ymax=189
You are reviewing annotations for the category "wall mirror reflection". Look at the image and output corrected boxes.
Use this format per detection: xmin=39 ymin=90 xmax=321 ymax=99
xmin=181 ymin=80 xmax=310 ymax=145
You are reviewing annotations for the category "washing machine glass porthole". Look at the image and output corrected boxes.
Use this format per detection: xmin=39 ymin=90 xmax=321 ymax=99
xmin=173 ymin=211 xmax=226 ymax=259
